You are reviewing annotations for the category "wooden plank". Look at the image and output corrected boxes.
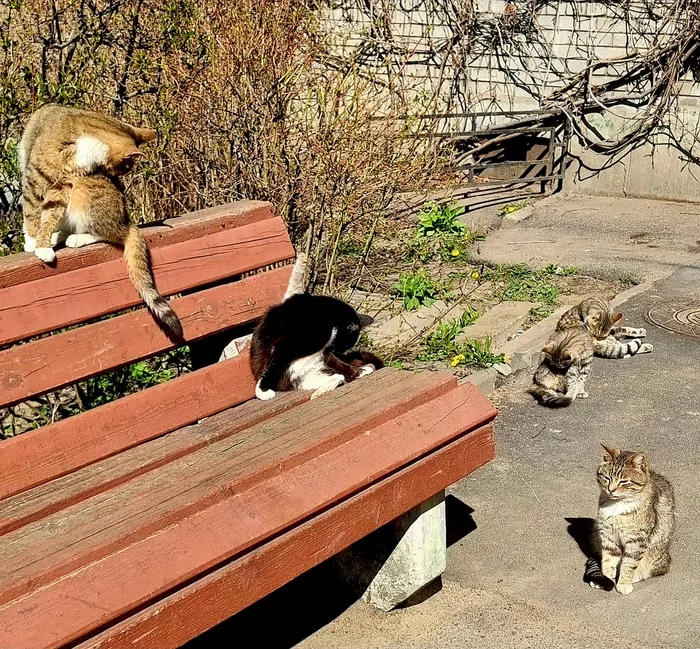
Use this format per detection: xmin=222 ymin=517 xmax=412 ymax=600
xmin=0 ymin=387 xmax=495 ymax=648
xmin=0 ymin=371 xmax=462 ymax=606
xmin=0 ymin=266 xmax=291 ymax=409
xmin=0 ymin=391 xmax=309 ymax=535
xmin=0 ymin=201 xmax=275 ymax=290
xmin=0 ymin=351 xmax=259 ymax=501
xmin=0 ymin=216 xmax=294 ymax=346
xmin=81 ymin=426 xmax=494 ymax=649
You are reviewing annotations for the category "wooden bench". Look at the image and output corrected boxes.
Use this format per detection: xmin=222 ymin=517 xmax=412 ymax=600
xmin=0 ymin=201 xmax=497 ymax=649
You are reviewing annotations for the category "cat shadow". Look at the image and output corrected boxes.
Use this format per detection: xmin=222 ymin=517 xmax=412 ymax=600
xmin=184 ymin=495 xmax=477 ymax=649
xmin=565 ymin=516 xmax=614 ymax=591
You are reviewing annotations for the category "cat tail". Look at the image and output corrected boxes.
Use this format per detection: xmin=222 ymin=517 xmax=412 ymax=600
xmin=283 ymin=252 xmax=308 ymax=300
xmin=123 ymin=225 xmax=183 ymax=339
xmin=528 ymin=385 xmax=573 ymax=407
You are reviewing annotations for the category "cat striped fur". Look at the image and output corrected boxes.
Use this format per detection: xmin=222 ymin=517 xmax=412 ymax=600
xmin=529 ymin=325 xmax=594 ymax=407
xmin=590 ymin=445 xmax=675 ymax=595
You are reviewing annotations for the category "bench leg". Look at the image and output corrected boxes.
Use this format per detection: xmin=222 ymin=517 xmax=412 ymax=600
xmin=336 ymin=490 xmax=447 ymax=611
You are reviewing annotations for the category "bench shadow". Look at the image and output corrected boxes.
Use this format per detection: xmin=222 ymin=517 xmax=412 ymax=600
xmin=565 ymin=516 xmax=614 ymax=591
xmin=184 ymin=495 xmax=477 ymax=649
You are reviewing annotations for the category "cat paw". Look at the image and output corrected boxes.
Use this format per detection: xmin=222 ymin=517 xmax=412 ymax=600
xmin=64 ymin=234 xmax=81 ymax=248
xmin=616 ymin=582 xmax=633 ymax=595
xmin=34 ymin=247 xmax=56 ymax=264
xmin=579 ymin=391 xmax=589 ymax=399
xmin=310 ymin=375 xmax=345 ymax=400
xmin=23 ymin=236 xmax=36 ymax=253
xmin=636 ymin=328 xmax=647 ymax=338
xmin=255 ymin=381 xmax=276 ymax=401
xmin=588 ymin=580 xmax=605 ymax=590
xmin=358 ymin=364 xmax=375 ymax=377
xmin=639 ymin=343 xmax=653 ymax=354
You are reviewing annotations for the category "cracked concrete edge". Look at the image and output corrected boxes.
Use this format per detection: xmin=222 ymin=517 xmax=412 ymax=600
xmin=458 ymin=281 xmax=655 ymax=396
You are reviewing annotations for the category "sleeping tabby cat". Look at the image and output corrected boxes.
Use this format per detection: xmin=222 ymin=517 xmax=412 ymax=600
xmin=589 ymin=445 xmax=675 ymax=595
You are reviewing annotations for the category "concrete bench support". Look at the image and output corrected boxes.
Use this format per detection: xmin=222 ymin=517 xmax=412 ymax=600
xmin=338 ymin=490 xmax=447 ymax=611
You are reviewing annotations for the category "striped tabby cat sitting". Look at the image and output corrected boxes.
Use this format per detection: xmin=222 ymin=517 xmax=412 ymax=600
xmin=530 ymin=296 xmax=652 ymax=406
xmin=588 ymin=445 xmax=675 ymax=595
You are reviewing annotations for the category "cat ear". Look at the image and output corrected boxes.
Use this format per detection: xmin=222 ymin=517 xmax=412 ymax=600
xmin=123 ymin=148 xmax=145 ymax=160
xmin=601 ymin=443 xmax=619 ymax=462
xmin=133 ymin=127 xmax=156 ymax=145
xmin=613 ymin=312 xmax=624 ymax=323
xmin=630 ymin=453 xmax=648 ymax=471
xmin=561 ymin=352 xmax=572 ymax=362
xmin=541 ymin=344 xmax=555 ymax=355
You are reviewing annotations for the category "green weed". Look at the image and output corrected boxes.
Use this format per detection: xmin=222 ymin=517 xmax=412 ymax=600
xmin=415 ymin=306 xmax=503 ymax=369
xmin=484 ymin=264 xmax=560 ymax=305
xmin=542 ymin=263 xmax=578 ymax=276
xmin=417 ymin=201 xmax=467 ymax=237
xmin=530 ymin=304 xmax=555 ymax=319
xmin=619 ymin=274 xmax=639 ymax=286
xmin=393 ymin=270 xmax=442 ymax=311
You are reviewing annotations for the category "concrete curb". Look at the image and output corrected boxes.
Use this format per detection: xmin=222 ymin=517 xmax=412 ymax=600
xmin=459 ymin=282 xmax=654 ymax=395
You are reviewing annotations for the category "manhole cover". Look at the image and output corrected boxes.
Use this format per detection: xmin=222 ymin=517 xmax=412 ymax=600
xmin=646 ymin=300 xmax=700 ymax=339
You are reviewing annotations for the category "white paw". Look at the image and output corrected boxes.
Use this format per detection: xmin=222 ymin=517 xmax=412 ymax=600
xmin=255 ymin=381 xmax=276 ymax=401
xmin=65 ymin=234 xmax=81 ymax=248
xmin=640 ymin=343 xmax=653 ymax=354
xmin=616 ymin=583 xmax=633 ymax=595
xmin=637 ymin=328 xmax=647 ymax=337
xmin=34 ymin=247 xmax=56 ymax=263
xmin=23 ymin=236 xmax=36 ymax=252
xmin=310 ymin=375 xmax=345 ymax=400
xmin=623 ymin=354 xmax=631 ymax=359
xmin=580 ymin=391 xmax=589 ymax=399
xmin=358 ymin=364 xmax=375 ymax=377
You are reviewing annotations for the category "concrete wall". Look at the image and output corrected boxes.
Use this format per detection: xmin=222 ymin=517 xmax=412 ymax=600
xmin=324 ymin=1 xmax=700 ymax=202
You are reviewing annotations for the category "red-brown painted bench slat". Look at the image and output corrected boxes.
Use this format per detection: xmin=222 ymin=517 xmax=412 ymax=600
xmin=0 ymin=391 xmax=310 ymax=535
xmin=0 ymin=200 xmax=497 ymax=649
xmin=0 ymin=266 xmax=291 ymax=408
xmin=0 ymin=200 xmax=274 ymax=290
xmin=0 ymin=380 xmax=495 ymax=649
xmin=0 ymin=352 xmax=258 ymax=500
xmin=0 ymin=216 xmax=293 ymax=346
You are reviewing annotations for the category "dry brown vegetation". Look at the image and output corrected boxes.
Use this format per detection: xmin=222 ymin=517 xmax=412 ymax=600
xmin=0 ymin=0 xmax=446 ymax=285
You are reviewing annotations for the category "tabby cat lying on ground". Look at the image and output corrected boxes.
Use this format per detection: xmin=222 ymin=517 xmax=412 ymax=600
xmin=588 ymin=445 xmax=675 ymax=595
xmin=530 ymin=296 xmax=652 ymax=406
xmin=19 ymin=104 xmax=182 ymax=338
xmin=250 ymin=253 xmax=382 ymax=400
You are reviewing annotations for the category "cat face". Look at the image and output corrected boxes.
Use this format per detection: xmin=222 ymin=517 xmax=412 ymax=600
xmin=597 ymin=444 xmax=649 ymax=499
xmin=585 ymin=309 xmax=623 ymax=339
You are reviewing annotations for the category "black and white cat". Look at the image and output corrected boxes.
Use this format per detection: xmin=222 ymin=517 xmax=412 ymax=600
xmin=249 ymin=253 xmax=383 ymax=400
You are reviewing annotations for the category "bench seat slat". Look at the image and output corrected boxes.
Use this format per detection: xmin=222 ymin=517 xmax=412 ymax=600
xmin=0 ymin=392 xmax=309 ymax=535
xmin=0 ymin=266 xmax=291 ymax=409
xmin=0 ymin=201 xmax=274 ymax=290
xmin=0 ymin=381 xmax=496 ymax=649
xmin=0 ymin=370 xmax=459 ymax=606
xmin=0 ymin=216 xmax=294 ymax=346
xmin=0 ymin=351 xmax=259 ymax=501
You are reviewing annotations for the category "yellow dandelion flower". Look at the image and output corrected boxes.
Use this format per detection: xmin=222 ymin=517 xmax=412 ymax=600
xmin=451 ymin=354 xmax=466 ymax=367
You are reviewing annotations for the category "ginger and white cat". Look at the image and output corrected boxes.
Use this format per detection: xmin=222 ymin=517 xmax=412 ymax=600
xmin=19 ymin=104 xmax=182 ymax=338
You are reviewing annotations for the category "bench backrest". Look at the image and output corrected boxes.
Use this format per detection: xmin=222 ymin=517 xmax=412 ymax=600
xmin=0 ymin=201 xmax=294 ymax=500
